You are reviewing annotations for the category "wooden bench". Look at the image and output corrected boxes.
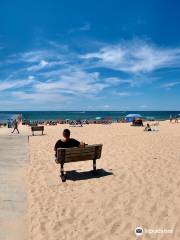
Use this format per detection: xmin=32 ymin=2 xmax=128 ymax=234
xmin=56 ymin=144 xmax=103 ymax=182
xmin=31 ymin=126 xmax=44 ymax=135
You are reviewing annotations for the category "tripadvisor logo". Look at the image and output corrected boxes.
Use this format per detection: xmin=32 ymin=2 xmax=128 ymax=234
xmin=135 ymin=227 xmax=144 ymax=236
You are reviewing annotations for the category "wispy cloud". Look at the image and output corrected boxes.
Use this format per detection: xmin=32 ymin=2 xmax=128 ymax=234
xmin=115 ymin=91 xmax=132 ymax=96
xmin=139 ymin=104 xmax=148 ymax=108
xmin=0 ymin=76 xmax=35 ymax=91
xmin=20 ymin=50 xmax=53 ymax=63
xmin=160 ymin=81 xmax=180 ymax=89
xmin=12 ymin=91 xmax=69 ymax=103
xmin=34 ymin=70 xmax=108 ymax=96
xmin=114 ymin=91 xmax=142 ymax=97
xmin=68 ymin=23 xmax=91 ymax=34
xmin=79 ymin=23 xmax=91 ymax=31
xmin=2 ymin=38 xmax=180 ymax=109
xmin=81 ymin=40 xmax=180 ymax=74
xmin=27 ymin=60 xmax=48 ymax=71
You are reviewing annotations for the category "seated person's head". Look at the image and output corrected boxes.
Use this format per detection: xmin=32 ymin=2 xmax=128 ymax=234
xmin=63 ymin=129 xmax=70 ymax=139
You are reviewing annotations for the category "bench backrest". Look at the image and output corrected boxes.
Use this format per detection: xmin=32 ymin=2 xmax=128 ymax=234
xmin=31 ymin=126 xmax=44 ymax=131
xmin=57 ymin=144 xmax=102 ymax=163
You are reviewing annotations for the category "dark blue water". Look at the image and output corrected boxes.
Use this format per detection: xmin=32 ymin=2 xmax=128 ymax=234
xmin=0 ymin=111 xmax=180 ymax=122
xmin=0 ymin=113 xmax=19 ymax=123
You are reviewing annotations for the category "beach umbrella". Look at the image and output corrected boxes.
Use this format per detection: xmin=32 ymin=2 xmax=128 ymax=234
xmin=125 ymin=114 xmax=142 ymax=118
xmin=95 ymin=117 xmax=102 ymax=120
xmin=125 ymin=114 xmax=142 ymax=122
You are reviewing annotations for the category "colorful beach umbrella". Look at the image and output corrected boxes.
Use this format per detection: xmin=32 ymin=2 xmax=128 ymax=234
xmin=125 ymin=114 xmax=142 ymax=118
xmin=125 ymin=114 xmax=142 ymax=122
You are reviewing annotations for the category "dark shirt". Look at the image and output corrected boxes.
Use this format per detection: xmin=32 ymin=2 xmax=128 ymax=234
xmin=54 ymin=138 xmax=80 ymax=157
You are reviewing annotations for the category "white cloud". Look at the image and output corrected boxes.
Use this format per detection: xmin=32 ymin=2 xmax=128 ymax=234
xmin=68 ymin=23 xmax=91 ymax=34
xmin=0 ymin=78 xmax=35 ymax=91
xmin=21 ymin=50 xmax=53 ymax=63
xmin=114 ymin=91 xmax=142 ymax=97
xmin=115 ymin=91 xmax=132 ymax=97
xmin=104 ymin=77 xmax=132 ymax=85
xmin=34 ymin=70 xmax=108 ymax=95
xmin=28 ymin=75 xmax=35 ymax=80
xmin=81 ymin=40 xmax=180 ymax=74
xmin=139 ymin=105 xmax=148 ymax=108
xmin=27 ymin=60 xmax=66 ymax=72
xmin=12 ymin=91 xmax=69 ymax=103
xmin=160 ymin=81 xmax=180 ymax=89
xmin=27 ymin=59 xmax=48 ymax=71
xmin=79 ymin=23 xmax=91 ymax=31
xmin=2 ymin=38 xmax=180 ymax=110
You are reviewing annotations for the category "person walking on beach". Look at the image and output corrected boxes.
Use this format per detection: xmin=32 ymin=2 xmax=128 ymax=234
xmin=11 ymin=119 xmax=20 ymax=134
xmin=54 ymin=129 xmax=85 ymax=157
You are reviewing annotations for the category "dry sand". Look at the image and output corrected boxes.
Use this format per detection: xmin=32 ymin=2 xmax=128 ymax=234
xmin=24 ymin=122 xmax=180 ymax=240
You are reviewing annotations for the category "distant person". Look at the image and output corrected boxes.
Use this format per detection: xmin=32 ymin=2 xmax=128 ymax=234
xmin=7 ymin=119 xmax=11 ymax=128
xmin=175 ymin=116 xmax=178 ymax=123
xmin=170 ymin=115 xmax=173 ymax=123
xmin=11 ymin=119 xmax=20 ymax=134
xmin=54 ymin=129 xmax=85 ymax=157
xmin=144 ymin=123 xmax=151 ymax=131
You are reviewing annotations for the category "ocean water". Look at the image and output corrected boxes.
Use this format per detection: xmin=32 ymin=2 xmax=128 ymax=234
xmin=0 ymin=111 xmax=180 ymax=122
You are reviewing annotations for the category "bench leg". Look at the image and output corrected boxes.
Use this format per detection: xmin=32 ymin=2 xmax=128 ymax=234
xmin=60 ymin=162 xmax=66 ymax=182
xmin=92 ymin=159 xmax=97 ymax=175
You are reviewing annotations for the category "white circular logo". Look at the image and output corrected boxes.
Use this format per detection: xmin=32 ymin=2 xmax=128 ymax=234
xmin=135 ymin=227 xmax=144 ymax=236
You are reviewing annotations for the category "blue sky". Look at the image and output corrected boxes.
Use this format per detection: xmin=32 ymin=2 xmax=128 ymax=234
xmin=0 ymin=0 xmax=180 ymax=110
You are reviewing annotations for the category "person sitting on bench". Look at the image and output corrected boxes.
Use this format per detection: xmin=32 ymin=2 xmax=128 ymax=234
xmin=54 ymin=129 xmax=85 ymax=157
xmin=144 ymin=123 xmax=151 ymax=131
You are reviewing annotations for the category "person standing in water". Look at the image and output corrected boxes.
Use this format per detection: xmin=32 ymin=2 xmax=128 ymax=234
xmin=11 ymin=119 xmax=20 ymax=134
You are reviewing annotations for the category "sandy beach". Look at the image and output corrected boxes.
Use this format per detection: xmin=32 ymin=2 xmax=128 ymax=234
xmin=1 ymin=121 xmax=180 ymax=239
xmin=15 ymin=121 xmax=179 ymax=240
xmin=1 ymin=0 xmax=180 ymax=239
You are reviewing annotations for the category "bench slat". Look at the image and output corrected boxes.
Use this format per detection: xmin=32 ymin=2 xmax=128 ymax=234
xmin=63 ymin=147 xmax=101 ymax=154
xmin=64 ymin=155 xmax=98 ymax=163
xmin=64 ymin=150 xmax=101 ymax=158
xmin=65 ymin=151 xmax=95 ymax=157
xmin=65 ymin=149 xmax=96 ymax=155
xmin=59 ymin=144 xmax=101 ymax=151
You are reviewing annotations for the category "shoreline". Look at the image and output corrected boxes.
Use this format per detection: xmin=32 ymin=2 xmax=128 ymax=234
xmin=1 ymin=111 xmax=180 ymax=124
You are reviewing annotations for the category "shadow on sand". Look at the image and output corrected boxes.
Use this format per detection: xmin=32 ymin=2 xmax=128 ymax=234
xmin=65 ymin=169 xmax=113 ymax=181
